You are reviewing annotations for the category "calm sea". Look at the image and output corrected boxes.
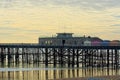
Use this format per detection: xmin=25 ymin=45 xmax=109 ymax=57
xmin=0 ymin=63 xmax=119 ymax=80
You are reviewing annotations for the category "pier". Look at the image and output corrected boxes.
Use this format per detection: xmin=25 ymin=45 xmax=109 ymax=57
xmin=0 ymin=43 xmax=120 ymax=68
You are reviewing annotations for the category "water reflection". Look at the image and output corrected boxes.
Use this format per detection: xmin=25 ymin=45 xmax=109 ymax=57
xmin=0 ymin=64 xmax=120 ymax=80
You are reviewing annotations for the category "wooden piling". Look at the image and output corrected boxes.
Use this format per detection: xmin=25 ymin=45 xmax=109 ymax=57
xmin=45 ymin=48 xmax=48 ymax=67
xmin=107 ymin=49 xmax=109 ymax=68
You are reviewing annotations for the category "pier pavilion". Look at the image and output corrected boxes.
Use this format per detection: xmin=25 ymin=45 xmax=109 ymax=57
xmin=38 ymin=33 xmax=102 ymax=46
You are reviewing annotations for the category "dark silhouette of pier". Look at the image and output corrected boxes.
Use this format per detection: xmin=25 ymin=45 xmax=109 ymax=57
xmin=0 ymin=43 xmax=120 ymax=68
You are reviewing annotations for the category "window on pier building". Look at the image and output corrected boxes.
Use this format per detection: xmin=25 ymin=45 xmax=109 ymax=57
xmin=45 ymin=40 xmax=52 ymax=45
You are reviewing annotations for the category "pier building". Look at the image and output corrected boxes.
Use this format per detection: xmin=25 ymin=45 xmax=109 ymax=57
xmin=39 ymin=33 xmax=102 ymax=46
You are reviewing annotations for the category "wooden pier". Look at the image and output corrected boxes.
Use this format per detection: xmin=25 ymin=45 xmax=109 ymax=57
xmin=0 ymin=43 xmax=120 ymax=68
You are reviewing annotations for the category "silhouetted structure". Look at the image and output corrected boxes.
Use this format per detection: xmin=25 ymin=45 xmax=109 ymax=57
xmin=39 ymin=33 xmax=102 ymax=46
xmin=0 ymin=33 xmax=120 ymax=68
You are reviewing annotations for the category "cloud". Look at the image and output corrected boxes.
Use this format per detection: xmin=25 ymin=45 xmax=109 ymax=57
xmin=0 ymin=26 xmax=44 ymax=35
xmin=36 ymin=0 xmax=120 ymax=10
xmin=113 ymin=15 xmax=120 ymax=18
xmin=0 ymin=0 xmax=31 ymax=8
xmin=112 ymin=31 xmax=120 ymax=34
xmin=0 ymin=0 xmax=120 ymax=42
xmin=0 ymin=0 xmax=120 ymax=10
xmin=111 ymin=24 xmax=120 ymax=27
xmin=0 ymin=26 xmax=21 ymax=31
xmin=51 ymin=0 xmax=120 ymax=10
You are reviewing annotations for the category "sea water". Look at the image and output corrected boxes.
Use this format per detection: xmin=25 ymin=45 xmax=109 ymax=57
xmin=0 ymin=63 xmax=119 ymax=80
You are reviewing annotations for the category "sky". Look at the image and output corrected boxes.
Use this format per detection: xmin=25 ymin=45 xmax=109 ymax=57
xmin=0 ymin=0 xmax=120 ymax=43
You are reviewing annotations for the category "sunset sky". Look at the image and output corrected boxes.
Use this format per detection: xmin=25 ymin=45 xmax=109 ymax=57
xmin=0 ymin=0 xmax=120 ymax=43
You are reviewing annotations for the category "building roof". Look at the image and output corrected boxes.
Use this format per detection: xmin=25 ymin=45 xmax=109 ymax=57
xmin=56 ymin=33 xmax=73 ymax=35
xmin=39 ymin=33 xmax=103 ymax=41
xmin=56 ymin=33 xmax=73 ymax=38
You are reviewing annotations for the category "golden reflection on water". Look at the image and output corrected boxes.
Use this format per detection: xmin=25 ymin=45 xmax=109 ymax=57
xmin=0 ymin=64 xmax=120 ymax=80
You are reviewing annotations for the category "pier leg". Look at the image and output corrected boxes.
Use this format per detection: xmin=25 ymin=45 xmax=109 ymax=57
xmin=107 ymin=49 xmax=109 ymax=68
xmin=111 ymin=50 xmax=114 ymax=68
xmin=72 ymin=49 xmax=75 ymax=67
xmin=22 ymin=48 xmax=24 ymax=64
xmin=26 ymin=49 xmax=29 ymax=64
xmin=53 ymin=48 xmax=56 ymax=67
xmin=82 ymin=49 xmax=84 ymax=67
xmin=33 ymin=52 xmax=34 ymax=64
xmin=1 ymin=48 xmax=5 ymax=65
xmin=15 ymin=48 xmax=19 ymax=64
xmin=37 ymin=48 xmax=39 ymax=64
xmin=8 ymin=48 xmax=11 ymax=65
xmin=84 ymin=50 xmax=87 ymax=67
xmin=60 ymin=48 xmax=62 ymax=67
xmin=91 ymin=50 xmax=94 ymax=68
xmin=68 ymin=49 xmax=71 ymax=67
xmin=86 ymin=49 xmax=88 ymax=67
xmin=45 ymin=48 xmax=48 ymax=67
xmin=100 ymin=50 xmax=103 ymax=67
xmin=115 ymin=49 xmax=118 ymax=69
xmin=76 ymin=49 xmax=79 ymax=67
